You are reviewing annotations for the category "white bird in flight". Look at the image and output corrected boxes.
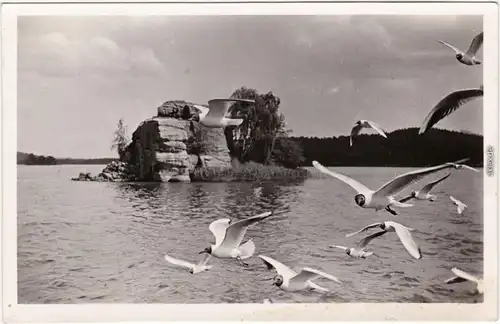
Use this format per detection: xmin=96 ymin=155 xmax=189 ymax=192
xmin=437 ymin=31 xmax=483 ymax=66
xmin=312 ymin=159 xmax=468 ymax=216
xmin=190 ymin=98 xmax=255 ymax=128
xmin=399 ymin=172 xmax=451 ymax=203
xmin=444 ymin=267 xmax=484 ymax=294
xmin=418 ymin=86 xmax=483 ymax=134
xmin=164 ymin=253 xmax=213 ymax=274
xmin=329 ymin=245 xmax=374 ymax=259
xmin=258 ymin=255 xmax=341 ymax=293
xmin=198 ymin=211 xmax=273 ymax=266
xmin=450 ymin=196 xmax=467 ymax=214
xmin=445 ymin=162 xmax=481 ymax=173
xmin=346 ymin=221 xmax=422 ymax=260
xmin=350 ymin=120 xmax=388 ymax=147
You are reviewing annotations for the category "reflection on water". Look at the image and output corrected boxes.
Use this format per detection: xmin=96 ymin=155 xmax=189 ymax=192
xmin=18 ymin=165 xmax=483 ymax=304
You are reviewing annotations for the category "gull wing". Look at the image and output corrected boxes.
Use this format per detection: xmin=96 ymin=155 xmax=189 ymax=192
xmin=466 ymin=32 xmax=484 ymax=56
xmin=164 ymin=254 xmax=195 ymax=269
xmin=461 ymin=165 xmax=481 ymax=173
xmin=312 ymin=161 xmax=370 ymax=194
xmin=457 ymin=203 xmax=467 ymax=215
xmin=365 ymin=120 xmax=388 ymax=138
xmin=418 ymin=88 xmax=483 ymax=134
xmin=390 ymin=221 xmax=422 ymax=259
xmin=192 ymin=104 xmax=210 ymax=116
xmin=209 ymin=218 xmax=231 ymax=248
xmin=451 ymin=267 xmax=480 ymax=283
xmin=419 ymin=172 xmax=451 ymax=195
xmin=398 ymin=194 xmax=415 ymax=203
xmin=445 ymin=276 xmax=468 ymax=284
xmin=357 ymin=230 xmax=388 ymax=248
xmin=373 ymin=159 xmax=468 ymax=198
xmin=258 ymin=255 xmax=297 ymax=280
xmin=206 ymin=99 xmax=255 ymax=120
xmin=349 ymin=123 xmax=364 ymax=146
xmin=346 ymin=222 xmax=384 ymax=238
xmin=330 ymin=245 xmax=349 ymax=252
xmin=290 ymin=267 xmax=342 ymax=285
xmin=196 ymin=253 xmax=212 ymax=267
xmin=218 ymin=211 xmax=273 ymax=250
xmin=437 ymin=40 xmax=462 ymax=54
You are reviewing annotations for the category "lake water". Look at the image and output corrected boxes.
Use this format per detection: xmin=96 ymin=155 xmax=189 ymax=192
xmin=18 ymin=165 xmax=483 ymax=304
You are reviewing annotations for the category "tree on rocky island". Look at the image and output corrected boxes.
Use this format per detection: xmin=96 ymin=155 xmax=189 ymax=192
xmin=111 ymin=118 xmax=130 ymax=161
xmin=224 ymin=86 xmax=303 ymax=169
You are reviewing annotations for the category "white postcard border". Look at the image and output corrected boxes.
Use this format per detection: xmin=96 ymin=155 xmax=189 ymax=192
xmin=2 ymin=1 xmax=498 ymax=322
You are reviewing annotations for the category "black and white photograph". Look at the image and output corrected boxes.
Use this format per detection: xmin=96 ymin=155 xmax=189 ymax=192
xmin=2 ymin=1 xmax=499 ymax=322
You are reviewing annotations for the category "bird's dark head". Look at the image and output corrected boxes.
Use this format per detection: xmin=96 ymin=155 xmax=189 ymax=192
xmin=273 ymin=275 xmax=284 ymax=287
xmin=456 ymin=53 xmax=463 ymax=60
xmin=354 ymin=194 xmax=366 ymax=207
xmin=379 ymin=222 xmax=386 ymax=230
xmin=198 ymin=246 xmax=212 ymax=255
xmin=345 ymin=249 xmax=351 ymax=256
xmin=188 ymin=268 xmax=194 ymax=275
xmin=411 ymin=191 xmax=417 ymax=197
xmin=189 ymin=114 xmax=200 ymax=122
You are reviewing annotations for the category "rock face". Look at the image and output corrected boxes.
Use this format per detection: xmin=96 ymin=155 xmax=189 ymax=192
xmin=72 ymin=100 xmax=232 ymax=183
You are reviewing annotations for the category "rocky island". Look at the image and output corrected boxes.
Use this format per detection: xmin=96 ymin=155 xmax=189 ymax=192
xmin=72 ymin=100 xmax=236 ymax=183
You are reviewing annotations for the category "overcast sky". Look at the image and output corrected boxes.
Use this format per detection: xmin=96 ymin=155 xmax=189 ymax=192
xmin=18 ymin=15 xmax=483 ymax=158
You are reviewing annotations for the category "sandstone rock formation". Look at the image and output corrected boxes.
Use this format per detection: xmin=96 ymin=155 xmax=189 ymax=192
xmin=72 ymin=100 xmax=233 ymax=183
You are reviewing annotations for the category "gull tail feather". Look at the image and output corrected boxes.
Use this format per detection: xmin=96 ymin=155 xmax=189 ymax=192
xmin=390 ymin=199 xmax=414 ymax=208
xmin=308 ymin=281 xmax=329 ymax=292
xmin=239 ymin=239 xmax=256 ymax=260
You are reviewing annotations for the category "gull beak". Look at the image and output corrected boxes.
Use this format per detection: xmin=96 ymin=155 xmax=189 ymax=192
xmin=198 ymin=250 xmax=206 ymax=255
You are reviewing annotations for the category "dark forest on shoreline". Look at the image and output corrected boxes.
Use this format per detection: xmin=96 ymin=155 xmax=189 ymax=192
xmin=18 ymin=128 xmax=483 ymax=167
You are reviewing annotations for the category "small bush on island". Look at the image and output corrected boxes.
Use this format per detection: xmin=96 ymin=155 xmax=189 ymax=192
xmin=190 ymin=161 xmax=311 ymax=182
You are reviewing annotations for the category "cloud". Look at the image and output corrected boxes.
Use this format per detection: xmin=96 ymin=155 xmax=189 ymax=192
xmin=19 ymin=32 xmax=165 ymax=77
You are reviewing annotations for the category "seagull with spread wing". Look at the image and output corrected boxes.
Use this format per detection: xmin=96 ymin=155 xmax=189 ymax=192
xmin=329 ymin=244 xmax=375 ymax=259
xmin=164 ymin=253 xmax=213 ymax=274
xmin=450 ymin=196 xmax=468 ymax=214
xmin=198 ymin=211 xmax=273 ymax=267
xmin=258 ymin=255 xmax=341 ymax=293
xmin=418 ymin=86 xmax=483 ymax=135
xmin=312 ymin=158 xmax=468 ymax=216
xmin=399 ymin=172 xmax=451 ymax=203
xmin=190 ymin=98 xmax=255 ymax=128
xmin=350 ymin=120 xmax=388 ymax=147
xmin=437 ymin=31 xmax=483 ymax=66
xmin=345 ymin=221 xmax=422 ymax=260
xmin=445 ymin=267 xmax=484 ymax=294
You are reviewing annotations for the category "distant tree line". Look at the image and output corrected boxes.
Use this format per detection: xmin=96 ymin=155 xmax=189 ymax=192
xmin=17 ymin=152 xmax=57 ymax=165
xmin=17 ymin=152 xmax=116 ymax=165
xmin=223 ymin=86 xmax=483 ymax=169
xmin=288 ymin=127 xmax=484 ymax=167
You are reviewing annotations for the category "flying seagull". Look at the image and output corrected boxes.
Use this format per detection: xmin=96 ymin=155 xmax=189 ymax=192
xmin=399 ymin=172 xmax=451 ymax=203
xmin=346 ymin=221 xmax=422 ymax=260
xmin=418 ymin=86 xmax=483 ymax=134
xmin=329 ymin=245 xmax=374 ymax=259
xmin=258 ymin=255 xmax=341 ymax=293
xmin=198 ymin=211 xmax=273 ymax=266
xmin=164 ymin=253 xmax=213 ymax=274
xmin=190 ymin=98 xmax=255 ymax=128
xmin=312 ymin=159 xmax=468 ymax=215
xmin=350 ymin=120 xmax=388 ymax=147
xmin=445 ymin=162 xmax=480 ymax=173
xmin=445 ymin=267 xmax=484 ymax=294
xmin=450 ymin=196 xmax=467 ymax=214
xmin=437 ymin=31 xmax=483 ymax=66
